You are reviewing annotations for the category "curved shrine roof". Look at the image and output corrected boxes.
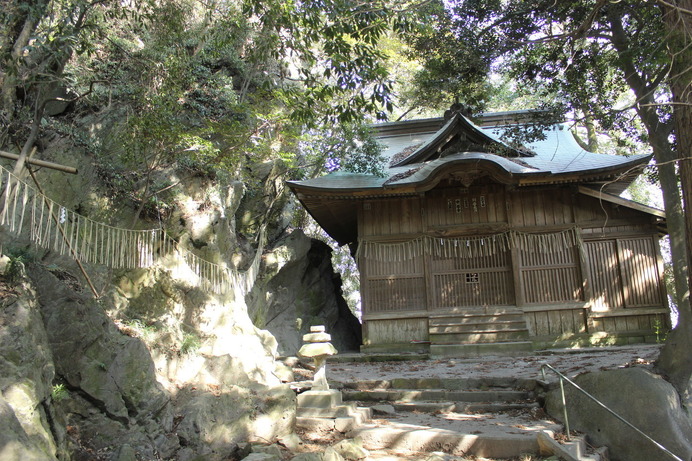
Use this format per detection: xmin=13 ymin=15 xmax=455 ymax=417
xmin=286 ymin=111 xmax=657 ymax=245
xmin=289 ymin=113 xmax=651 ymax=194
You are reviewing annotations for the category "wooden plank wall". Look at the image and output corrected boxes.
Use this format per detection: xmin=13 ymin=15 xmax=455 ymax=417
xmin=519 ymin=246 xmax=582 ymax=304
xmin=358 ymin=183 xmax=668 ymax=343
xmin=508 ymin=188 xmax=574 ymax=228
xmin=360 ymin=197 xmax=423 ymax=238
xmin=525 ymin=307 xmax=587 ymax=336
xmin=618 ymin=237 xmax=663 ymax=307
xmin=364 ymin=255 xmax=425 ymax=312
xmin=584 ymin=240 xmax=624 ymax=311
xmin=591 ymin=312 xmax=667 ymax=334
xmin=425 ymin=184 xmax=507 ymax=229
xmin=365 ymin=318 xmax=429 ymax=344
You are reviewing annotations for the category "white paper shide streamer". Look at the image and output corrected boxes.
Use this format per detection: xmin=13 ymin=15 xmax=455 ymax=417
xmin=356 ymin=228 xmax=580 ymax=262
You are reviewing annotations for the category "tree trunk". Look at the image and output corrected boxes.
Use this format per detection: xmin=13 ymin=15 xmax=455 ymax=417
xmin=657 ymin=0 xmax=692 ymax=405
xmin=608 ymin=8 xmax=690 ymax=314
xmin=0 ymin=0 xmax=50 ymax=119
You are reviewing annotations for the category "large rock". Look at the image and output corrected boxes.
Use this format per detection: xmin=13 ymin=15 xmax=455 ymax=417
xmin=545 ymin=367 xmax=692 ymax=461
xmin=0 ymin=396 xmax=52 ymax=461
xmin=0 ymin=126 xmax=305 ymax=460
xmin=28 ymin=267 xmax=177 ymax=457
xmin=175 ymin=382 xmax=295 ymax=457
xmin=0 ymin=278 xmax=60 ymax=460
xmin=31 ymin=268 xmax=170 ymax=425
xmin=249 ymin=230 xmax=362 ymax=356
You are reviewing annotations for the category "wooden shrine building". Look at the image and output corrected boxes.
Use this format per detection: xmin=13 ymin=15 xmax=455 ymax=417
xmin=287 ymin=106 xmax=669 ymax=355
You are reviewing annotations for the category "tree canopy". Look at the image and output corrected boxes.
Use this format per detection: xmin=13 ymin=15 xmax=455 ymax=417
xmin=0 ymin=0 xmax=425 ymax=226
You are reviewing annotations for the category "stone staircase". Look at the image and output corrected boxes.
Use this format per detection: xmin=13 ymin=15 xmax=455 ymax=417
xmin=334 ymin=376 xmax=607 ymax=460
xmin=428 ymin=307 xmax=534 ymax=357
xmin=296 ymin=389 xmax=372 ymax=433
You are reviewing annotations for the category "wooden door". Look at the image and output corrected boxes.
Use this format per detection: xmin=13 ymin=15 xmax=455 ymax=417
xmin=617 ymin=237 xmax=663 ymax=307
xmin=584 ymin=237 xmax=664 ymax=311
xmin=428 ymin=247 xmax=514 ymax=310
xmin=584 ymin=240 xmax=625 ymax=311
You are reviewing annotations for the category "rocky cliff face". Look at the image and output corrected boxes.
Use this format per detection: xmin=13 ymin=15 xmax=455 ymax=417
xmin=249 ymin=230 xmax=362 ymax=357
xmin=0 ymin=251 xmax=298 ymax=460
xmin=0 ymin=148 xmax=361 ymax=459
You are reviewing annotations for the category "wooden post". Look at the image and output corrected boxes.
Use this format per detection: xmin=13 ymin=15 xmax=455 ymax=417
xmin=26 ymin=166 xmax=99 ymax=298
xmin=1 ymin=150 xmax=78 ymax=174
xmin=511 ymin=244 xmax=524 ymax=307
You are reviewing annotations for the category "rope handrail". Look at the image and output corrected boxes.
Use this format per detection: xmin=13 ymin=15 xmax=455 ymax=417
xmin=540 ymin=362 xmax=685 ymax=461
xmin=0 ymin=164 xmax=265 ymax=297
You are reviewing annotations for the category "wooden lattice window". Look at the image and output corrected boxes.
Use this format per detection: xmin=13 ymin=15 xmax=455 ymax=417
xmin=465 ymin=273 xmax=479 ymax=283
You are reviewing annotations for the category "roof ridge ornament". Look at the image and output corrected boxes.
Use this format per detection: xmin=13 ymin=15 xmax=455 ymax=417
xmin=444 ymin=102 xmax=473 ymax=120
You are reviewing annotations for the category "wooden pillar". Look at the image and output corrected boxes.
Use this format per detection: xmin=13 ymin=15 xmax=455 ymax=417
xmin=506 ymin=188 xmax=524 ymax=308
xmin=511 ymin=245 xmax=524 ymax=307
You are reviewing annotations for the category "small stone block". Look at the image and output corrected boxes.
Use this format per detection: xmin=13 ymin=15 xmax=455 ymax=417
xmin=310 ymin=325 xmax=326 ymax=333
xmin=277 ymin=433 xmax=303 ymax=451
xmin=241 ymin=454 xmax=279 ymax=461
xmin=334 ymin=416 xmax=357 ymax=433
xmin=251 ymin=444 xmax=283 ymax=458
xmin=291 ymin=453 xmax=323 ymax=461
xmin=331 ymin=437 xmax=369 ymax=460
xmin=297 ymin=389 xmax=343 ymax=408
xmin=371 ymin=404 xmax=396 ymax=416
xmin=302 ymin=332 xmax=332 ymax=342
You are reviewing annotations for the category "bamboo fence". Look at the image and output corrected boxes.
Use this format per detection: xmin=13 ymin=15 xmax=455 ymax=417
xmin=0 ymin=164 xmax=264 ymax=297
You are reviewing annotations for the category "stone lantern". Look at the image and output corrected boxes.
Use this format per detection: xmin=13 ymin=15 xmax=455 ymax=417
xmin=295 ymin=326 xmax=371 ymax=433
xmin=298 ymin=325 xmax=337 ymax=390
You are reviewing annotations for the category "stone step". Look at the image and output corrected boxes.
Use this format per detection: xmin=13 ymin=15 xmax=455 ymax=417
xmin=391 ymin=401 xmax=540 ymax=414
xmin=537 ymin=431 xmax=609 ymax=461
xmin=296 ymin=401 xmax=372 ymax=433
xmin=296 ymin=389 xmax=343 ymax=408
xmin=429 ymin=321 xmax=528 ymax=333
xmin=348 ymin=416 xmax=563 ymax=459
xmin=297 ymin=402 xmax=372 ymax=419
xmin=342 ymin=388 xmax=532 ymax=403
xmin=430 ymin=329 xmax=530 ymax=344
xmin=297 ymin=413 xmax=367 ymax=433
xmin=340 ymin=376 xmax=538 ymax=391
xmin=430 ymin=341 xmax=534 ymax=358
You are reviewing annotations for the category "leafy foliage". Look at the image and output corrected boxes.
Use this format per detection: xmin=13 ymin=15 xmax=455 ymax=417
xmin=297 ymin=123 xmax=387 ymax=179
xmin=180 ymin=333 xmax=201 ymax=355
xmin=242 ymin=0 xmax=422 ymax=125
xmin=51 ymin=383 xmax=69 ymax=402
xmin=1 ymin=246 xmax=36 ymax=282
xmin=2 ymin=0 xmax=414 ymax=220
xmin=403 ymin=0 xmax=671 ymax=151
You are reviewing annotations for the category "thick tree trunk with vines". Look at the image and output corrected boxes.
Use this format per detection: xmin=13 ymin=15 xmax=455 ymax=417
xmin=609 ymin=8 xmax=690 ymax=316
xmin=657 ymin=0 xmax=692 ymax=405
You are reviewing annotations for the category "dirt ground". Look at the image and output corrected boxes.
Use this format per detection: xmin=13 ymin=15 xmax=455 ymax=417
xmin=325 ymin=344 xmax=662 ymax=384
